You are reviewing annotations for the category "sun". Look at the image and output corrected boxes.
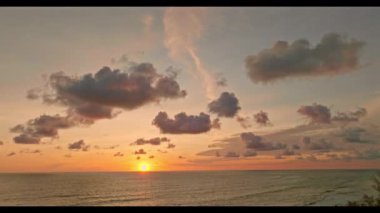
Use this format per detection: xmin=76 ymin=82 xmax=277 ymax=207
xmin=138 ymin=162 xmax=151 ymax=172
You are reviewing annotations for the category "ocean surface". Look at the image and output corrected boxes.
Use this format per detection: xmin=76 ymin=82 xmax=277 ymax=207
xmin=0 ymin=170 xmax=379 ymax=206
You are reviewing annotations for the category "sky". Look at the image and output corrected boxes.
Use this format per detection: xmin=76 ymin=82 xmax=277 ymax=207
xmin=1 ymin=7 xmax=380 ymax=172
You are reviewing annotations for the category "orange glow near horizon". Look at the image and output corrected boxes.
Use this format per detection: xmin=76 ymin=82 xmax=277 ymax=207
xmin=138 ymin=162 xmax=151 ymax=172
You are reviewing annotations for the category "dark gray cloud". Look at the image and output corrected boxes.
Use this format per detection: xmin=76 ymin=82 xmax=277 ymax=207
xmin=208 ymin=92 xmax=241 ymax=118
xmin=253 ymin=111 xmax=271 ymax=126
xmin=224 ymin=151 xmax=240 ymax=158
xmin=7 ymin=152 xmax=16 ymax=157
xmin=134 ymin=149 xmax=146 ymax=155
xmin=240 ymin=132 xmax=286 ymax=151
xmin=114 ymin=152 xmax=124 ymax=157
xmin=10 ymin=114 xmax=76 ymax=144
xmin=236 ymin=116 xmax=252 ymax=129
xmin=341 ymin=127 xmax=370 ymax=143
xmin=298 ymin=103 xmax=331 ymax=124
xmin=68 ymin=140 xmax=90 ymax=151
xmin=245 ymin=33 xmax=364 ymax=83
xmin=332 ymin=107 xmax=367 ymax=123
xmin=131 ymin=137 xmax=170 ymax=146
xmin=152 ymin=111 xmax=217 ymax=134
xmin=38 ymin=63 xmax=186 ymax=122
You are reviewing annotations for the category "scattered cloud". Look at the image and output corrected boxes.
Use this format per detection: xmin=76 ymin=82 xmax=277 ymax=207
xmin=243 ymin=150 xmax=257 ymax=157
xmin=240 ymin=132 xmax=286 ymax=151
xmin=332 ymin=107 xmax=367 ymax=124
xmin=134 ymin=149 xmax=146 ymax=155
xmin=167 ymin=143 xmax=176 ymax=149
xmin=224 ymin=151 xmax=240 ymax=158
xmin=10 ymin=114 xmax=76 ymax=144
xmin=253 ymin=111 xmax=271 ymax=126
xmin=114 ymin=152 xmax=124 ymax=157
xmin=7 ymin=152 xmax=16 ymax=157
xmin=152 ymin=111 xmax=218 ymax=134
xmin=26 ymin=88 xmax=41 ymax=100
xmin=245 ymin=33 xmax=365 ymax=83
xmin=149 ymin=155 xmax=154 ymax=159
xmin=208 ymin=92 xmax=241 ymax=118
xmin=304 ymin=138 xmax=334 ymax=151
xmin=236 ymin=116 xmax=252 ymax=129
xmin=68 ymin=140 xmax=90 ymax=151
xmin=298 ymin=103 xmax=331 ymax=124
xmin=131 ymin=137 xmax=170 ymax=146
xmin=38 ymin=63 xmax=186 ymax=123
xmin=340 ymin=127 xmax=370 ymax=143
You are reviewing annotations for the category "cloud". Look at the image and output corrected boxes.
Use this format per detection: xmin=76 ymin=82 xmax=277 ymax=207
xmin=243 ymin=150 xmax=257 ymax=157
xmin=0 ymin=141 xmax=4 ymax=145
xmin=157 ymin=149 xmax=167 ymax=154
xmin=167 ymin=143 xmax=176 ymax=149
xmin=304 ymin=138 xmax=334 ymax=151
xmin=152 ymin=111 xmax=218 ymax=134
xmin=10 ymin=114 xmax=76 ymax=144
xmin=245 ymin=33 xmax=365 ymax=83
xmin=236 ymin=116 xmax=252 ymax=129
xmin=26 ymin=88 xmax=41 ymax=100
xmin=240 ymin=132 xmax=285 ymax=151
xmin=68 ymin=140 xmax=90 ymax=151
xmin=7 ymin=152 xmax=16 ymax=157
xmin=40 ymin=63 xmax=186 ymax=123
xmin=292 ymin=144 xmax=301 ymax=150
xmin=340 ymin=127 xmax=370 ymax=143
xmin=282 ymin=149 xmax=296 ymax=156
xmin=208 ymin=92 xmax=241 ymax=118
xmin=94 ymin=145 xmax=119 ymax=150
xmin=136 ymin=156 xmax=141 ymax=160
xmin=114 ymin=152 xmax=124 ymax=157
xmin=134 ymin=149 xmax=146 ymax=155
xmin=224 ymin=151 xmax=240 ymax=158
xmin=332 ymin=107 xmax=367 ymax=124
xmin=164 ymin=8 xmax=218 ymax=100
xmin=64 ymin=154 xmax=72 ymax=158
xmin=19 ymin=149 xmax=41 ymax=154
xmin=178 ymin=155 xmax=185 ymax=159
xmin=253 ymin=111 xmax=271 ymax=126
xmin=149 ymin=155 xmax=154 ymax=159
xmin=355 ymin=149 xmax=380 ymax=160
xmin=297 ymin=103 xmax=331 ymax=124
xmin=211 ymin=118 xmax=221 ymax=129
xmin=131 ymin=137 xmax=170 ymax=146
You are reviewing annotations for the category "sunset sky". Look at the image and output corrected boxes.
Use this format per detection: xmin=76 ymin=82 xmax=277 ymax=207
xmin=1 ymin=7 xmax=380 ymax=172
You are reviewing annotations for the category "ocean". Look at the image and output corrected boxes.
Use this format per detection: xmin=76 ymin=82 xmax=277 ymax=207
xmin=0 ymin=170 xmax=378 ymax=206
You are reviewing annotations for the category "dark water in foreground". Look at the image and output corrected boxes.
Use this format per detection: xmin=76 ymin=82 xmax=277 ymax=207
xmin=0 ymin=170 xmax=378 ymax=206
